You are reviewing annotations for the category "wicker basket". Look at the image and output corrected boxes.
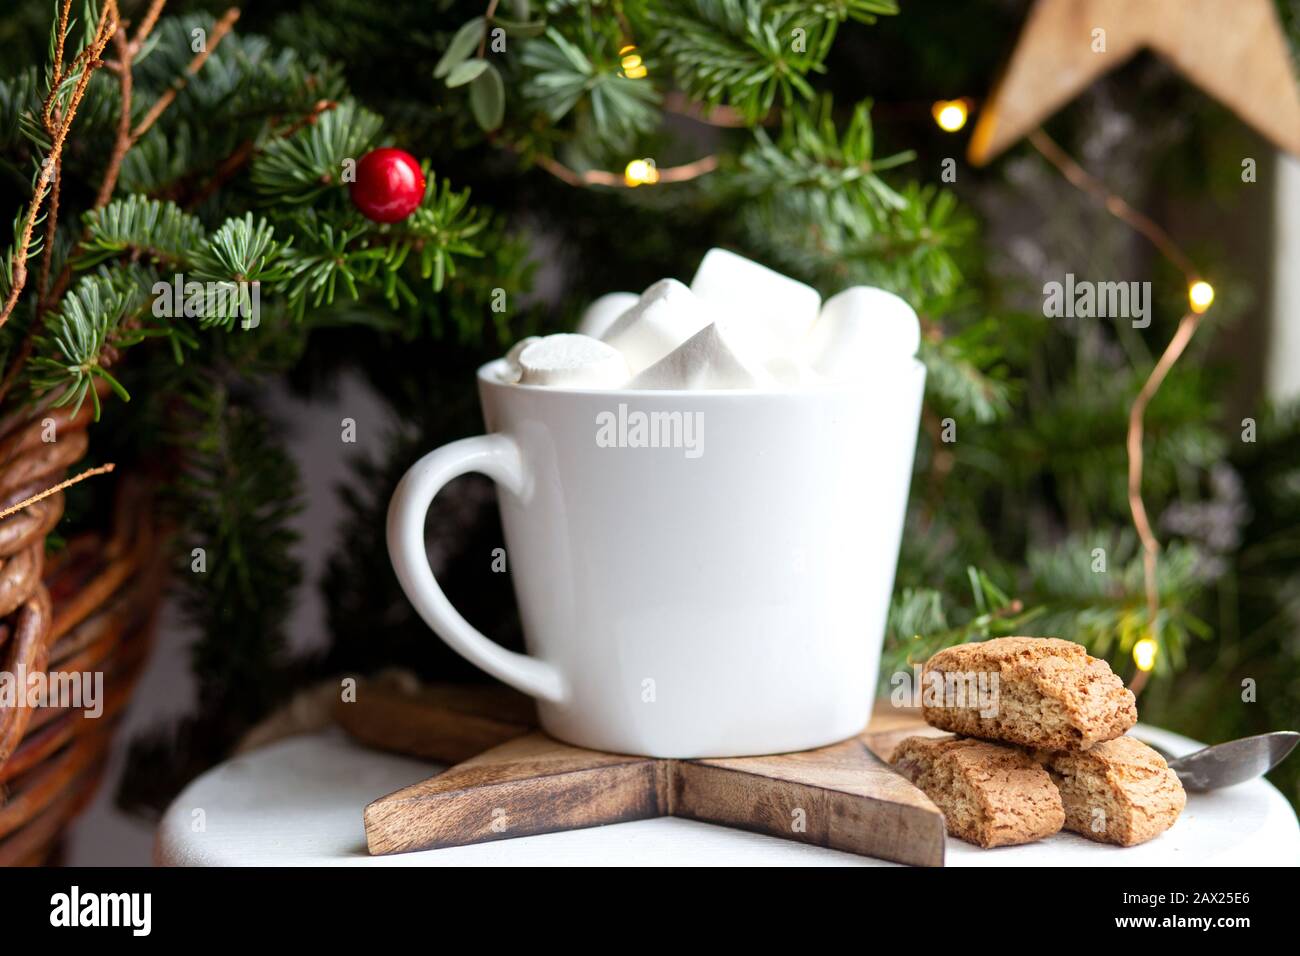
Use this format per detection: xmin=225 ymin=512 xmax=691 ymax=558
xmin=0 ymin=400 xmax=163 ymax=866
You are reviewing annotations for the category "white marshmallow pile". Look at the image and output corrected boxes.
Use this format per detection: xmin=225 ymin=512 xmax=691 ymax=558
xmin=603 ymin=279 xmax=710 ymax=375
xmin=499 ymin=249 xmax=921 ymax=390
xmin=576 ymin=292 xmax=639 ymax=339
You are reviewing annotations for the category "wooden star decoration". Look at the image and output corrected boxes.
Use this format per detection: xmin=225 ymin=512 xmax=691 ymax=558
xmin=969 ymin=0 xmax=1300 ymax=164
xmin=337 ymin=681 xmax=949 ymax=866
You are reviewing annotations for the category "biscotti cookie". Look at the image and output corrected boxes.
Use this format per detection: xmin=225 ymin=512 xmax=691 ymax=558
xmin=890 ymin=734 xmax=1064 ymax=848
xmin=922 ymin=636 xmax=1136 ymax=751
xmin=1041 ymin=736 xmax=1186 ymax=846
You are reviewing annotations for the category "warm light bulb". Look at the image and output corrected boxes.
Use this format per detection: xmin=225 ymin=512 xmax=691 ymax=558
xmin=624 ymin=158 xmax=659 ymax=187
xmin=1133 ymin=638 xmax=1158 ymax=673
xmin=932 ymin=99 xmax=968 ymax=132
xmin=619 ymin=45 xmax=647 ymax=80
xmin=1188 ymin=279 xmax=1215 ymax=314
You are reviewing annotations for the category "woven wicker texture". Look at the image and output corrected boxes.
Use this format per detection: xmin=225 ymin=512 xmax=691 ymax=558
xmin=0 ymin=400 xmax=161 ymax=865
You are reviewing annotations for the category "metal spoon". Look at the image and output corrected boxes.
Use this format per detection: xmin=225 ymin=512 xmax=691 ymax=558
xmin=1147 ymin=732 xmax=1300 ymax=791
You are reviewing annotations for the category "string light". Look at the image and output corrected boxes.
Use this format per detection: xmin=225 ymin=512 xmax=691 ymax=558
xmin=932 ymin=99 xmax=969 ymax=132
xmin=1133 ymin=638 xmax=1158 ymax=673
xmin=623 ymin=158 xmax=659 ymax=186
xmin=619 ymin=45 xmax=647 ymax=80
xmin=1188 ymin=279 xmax=1215 ymax=313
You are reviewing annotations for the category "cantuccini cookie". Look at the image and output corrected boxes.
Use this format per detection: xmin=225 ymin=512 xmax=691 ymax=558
xmin=1039 ymin=736 xmax=1186 ymax=846
xmin=922 ymin=636 xmax=1136 ymax=751
xmin=890 ymin=734 xmax=1064 ymax=848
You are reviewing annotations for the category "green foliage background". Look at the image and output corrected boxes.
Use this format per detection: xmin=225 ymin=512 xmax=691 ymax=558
xmin=1 ymin=0 xmax=1297 ymax=814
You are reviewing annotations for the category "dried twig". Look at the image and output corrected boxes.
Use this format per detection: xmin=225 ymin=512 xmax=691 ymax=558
xmin=1124 ymin=310 xmax=1201 ymax=696
xmin=3 ymin=3 xmax=244 ymax=401
xmin=532 ymin=152 xmax=719 ymax=188
xmin=188 ymin=99 xmax=337 ymax=209
xmin=0 ymin=1 xmax=118 ymax=332
xmin=477 ymin=0 xmax=500 ymax=60
xmin=36 ymin=164 xmax=62 ymax=302
xmin=130 ymin=0 xmax=168 ymax=55
xmin=1027 ymin=127 xmax=1204 ymax=695
xmin=95 ymin=25 xmax=135 ymax=208
xmin=130 ymin=7 xmax=240 ymax=143
xmin=0 ymin=463 xmax=116 ymax=521
xmin=41 ymin=0 xmax=75 ymax=132
xmin=0 ymin=3 xmax=134 ymax=405
xmin=44 ymin=6 xmax=240 ymax=310
xmin=1028 ymin=128 xmax=1195 ymax=279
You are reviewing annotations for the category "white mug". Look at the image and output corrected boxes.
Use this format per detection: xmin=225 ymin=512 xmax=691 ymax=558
xmin=387 ymin=358 xmax=925 ymax=758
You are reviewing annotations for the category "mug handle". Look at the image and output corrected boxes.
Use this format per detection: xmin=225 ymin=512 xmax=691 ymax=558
xmin=387 ymin=434 xmax=567 ymax=703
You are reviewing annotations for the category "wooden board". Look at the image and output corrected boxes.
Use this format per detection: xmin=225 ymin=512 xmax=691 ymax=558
xmin=364 ymin=733 xmax=665 ymax=854
xmin=674 ymin=738 xmax=942 ymax=863
xmin=335 ymin=679 xmax=534 ymax=764
xmin=351 ymin=681 xmax=948 ymax=866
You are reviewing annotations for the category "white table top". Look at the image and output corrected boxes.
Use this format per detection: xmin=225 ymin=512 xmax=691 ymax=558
xmin=156 ymin=725 xmax=1300 ymax=866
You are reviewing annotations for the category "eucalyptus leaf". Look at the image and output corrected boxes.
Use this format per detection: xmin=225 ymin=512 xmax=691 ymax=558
xmin=469 ymin=62 xmax=505 ymax=131
xmin=447 ymin=59 xmax=489 ymax=88
xmin=434 ymin=17 xmax=484 ymax=80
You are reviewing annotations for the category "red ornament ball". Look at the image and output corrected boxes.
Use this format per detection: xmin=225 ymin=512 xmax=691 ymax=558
xmin=349 ymin=147 xmax=426 ymax=223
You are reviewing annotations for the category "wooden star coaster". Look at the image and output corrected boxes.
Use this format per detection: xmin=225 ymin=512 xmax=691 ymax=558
xmin=343 ymin=681 xmax=947 ymax=866
xmin=969 ymin=0 xmax=1300 ymax=163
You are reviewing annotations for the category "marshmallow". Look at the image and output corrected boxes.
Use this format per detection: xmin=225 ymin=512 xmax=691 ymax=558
xmin=764 ymin=355 xmax=825 ymax=387
xmin=576 ymin=292 xmax=639 ymax=339
xmin=501 ymin=335 xmax=541 ymax=382
xmin=518 ymin=334 xmax=630 ymax=388
xmin=629 ymin=319 xmax=778 ymax=390
xmin=690 ymin=249 xmax=820 ymax=353
xmin=801 ymin=286 xmax=921 ymax=380
xmin=601 ymin=279 xmax=711 ymax=374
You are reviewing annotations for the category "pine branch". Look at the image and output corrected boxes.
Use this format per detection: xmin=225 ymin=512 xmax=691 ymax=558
xmin=277 ymin=211 xmax=378 ymax=319
xmin=188 ymin=213 xmax=288 ymax=329
xmin=0 ymin=69 xmax=41 ymax=154
xmin=78 ymin=194 xmax=206 ymax=268
xmin=642 ymin=0 xmax=896 ymax=122
xmin=727 ymin=101 xmax=972 ymax=328
xmin=129 ymin=14 xmax=346 ymax=127
xmin=732 ymin=97 xmax=912 ymax=237
xmin=1026 ymin=531 xmax=1211 ymax=673
xmin=0 ymin=0 xmax=117 ymax=332
xmin=397 ymin=173 xmax=489 ymax=292
xmin=1 ymin=6 xmax=246 ymax=404
xmin=520 ymin=23 xmax=660 ymax=149
xmin=186 ymin=99 xmax=338 ymax=209
xmin=275 ymin=173 xmax=488 ymax=320
xmin=97 ymin=7 xmax=242 ymax=207
xmin=880 ymin=567 xmax=1041 ymax=685
xmin=130 ymin=8 xmax=241 ymax=144
xmin=192 ymin=214 xmax=284 ymax=282
xmin=250 ymin=99 xmax=381 ymax=204
xmin=27 ymin=266 xmax=146 ymax=419
xmin=920 ymin=321 xmax=1014 ymax=425
xmin=170 ymin=379 xmax=303 ymax=719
